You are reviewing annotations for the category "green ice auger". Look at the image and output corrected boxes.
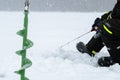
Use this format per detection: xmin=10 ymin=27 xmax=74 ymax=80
xmin=15 ymin=0 xmax=33 ymax=80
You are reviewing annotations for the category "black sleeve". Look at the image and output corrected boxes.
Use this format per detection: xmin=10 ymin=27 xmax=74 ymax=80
xmin=111 ymin=2 xmax=120 ymax=19
xmin=101 ymin=11 xmax=112 ymax=20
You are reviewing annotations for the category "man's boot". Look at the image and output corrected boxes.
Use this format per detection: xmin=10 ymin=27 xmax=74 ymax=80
xmin=98 ymin=56 xmax=115 ymax=67
xmin=76 ymin=42 xmax=94 ymax=56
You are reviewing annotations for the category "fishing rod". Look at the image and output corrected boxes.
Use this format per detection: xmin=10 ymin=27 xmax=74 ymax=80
xmin=60 ymin=30 xmax=91 ymax=48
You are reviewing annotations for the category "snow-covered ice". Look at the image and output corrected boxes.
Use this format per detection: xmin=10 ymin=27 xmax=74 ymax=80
xmin=0 ymin=12 xmax=120 ymax=80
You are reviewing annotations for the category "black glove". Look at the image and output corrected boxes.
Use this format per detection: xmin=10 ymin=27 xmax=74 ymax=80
xmin=91 ymin=18 xmax=101 ymax=31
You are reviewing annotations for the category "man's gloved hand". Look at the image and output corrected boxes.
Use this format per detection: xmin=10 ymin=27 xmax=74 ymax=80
xmin=91 ymin=18 xmax=101 ymax=31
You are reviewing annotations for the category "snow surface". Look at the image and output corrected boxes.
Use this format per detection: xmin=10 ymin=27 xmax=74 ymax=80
xmin=0 ymin=12 xmax=120 ymax=80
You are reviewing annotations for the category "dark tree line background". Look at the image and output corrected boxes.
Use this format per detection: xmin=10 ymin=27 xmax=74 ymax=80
xmin=0 ymin=0 xmax=116 ymax=12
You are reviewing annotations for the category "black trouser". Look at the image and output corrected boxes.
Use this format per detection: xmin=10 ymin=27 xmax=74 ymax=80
xmin=86 ymin=32 xmax=104 ymax=53
xmin=86 ymin=32 xmax=120 ymax=64
xmin=101 ymin=34 xmax=120 ymax=64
